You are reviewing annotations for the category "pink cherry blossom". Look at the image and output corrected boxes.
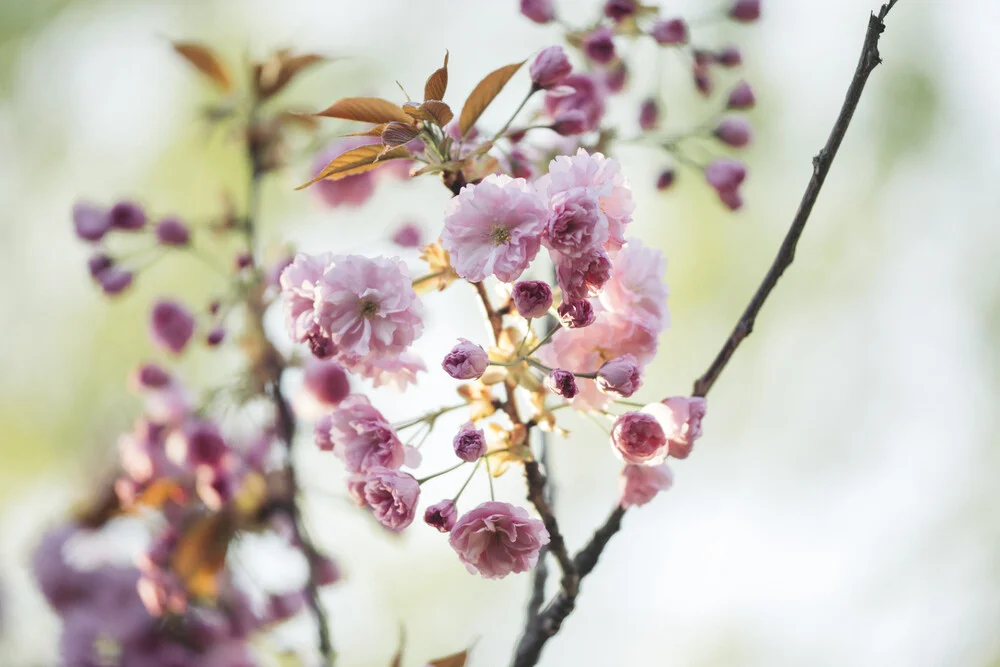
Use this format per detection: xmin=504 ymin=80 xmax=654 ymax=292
xmin=619 ymin=464 xmax=674 ymax=508
xmin=424 ymin=500 xmax=458 ymax=533
xmin=322 ymin=394 xmax=406 ymax=472
xmin=611 ymin=412 xmax=668 ymax=464
xmin=544 ymin=188 xmax=609 ymax=258
xmin=349 ymin=467 xmax=420 ymax=531
xmin=442 ymin=338 xmax=489 ymax=380
xmin=279 ymin=252 xmax=333 ymax=343
xmin=645 ymin=396 xmax=707 ymax=459
xmin=448 ymin=502 xmax=550 ymax=579
xmin=315 ymin=254 xmax=423 ymax=360
xmin=599 ymin=238 xmax=670 ymax=331
xmin=553 ymin=247 xmax=612 ymax=300
xmin=347 ymin=352 xmax=426 ymax=391
xmin=544 ymin=74 xmax=607 ymax=133
xmin=149 ymin=300 xmax=195 ymax=355
xmin=596 ymin=354 xmax=642 ymax=397
xmin=441 ymin=174 xmax=549 ymax=283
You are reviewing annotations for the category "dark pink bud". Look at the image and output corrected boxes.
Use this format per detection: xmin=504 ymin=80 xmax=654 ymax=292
xmin=108 ymin=200 xmax=146 ymax=231
xmin=638 ymin=98 xmax=660 ymax=131
xmin=651 ymin=18 xmax=688 ymax=45
xmin=87 ymin=252 xmax=113 ymax=278
xmin=729 ymin=0 xmax=761 ymax=22
xmin=453 ymin=422 xmax=487 ymax=462
xmin=551 ymin=110 xmax=588 ymax=136
xmin=182 ymin=420 xmax=228 ymax=468
xmin=597 ymin=354 xmax=642 ymax=397
xmin=424 ymin=500 xmax=458 ymax=533
xmin=604 ymin=61 xmax=628 ymax=93
xmin=507 ymin=128 xmax=527 ymax=144
xmin=545 ymin=370 xmax=578 ymax=399
xmin=530 ymin=46 xmax=572 ymax=90
xmin=520 ymin=0 xmax=554 ymax=23
xmin=704 ymin=158 xmax=747 ymax=192
xmin=611 ymin=412 xmax=668 ymax=464
xmin=442 ymin=338 xmax=489 ymax=380
xmin=693 ymin=64 xmax=713 ymax=96
xmin=307 ymin=331 xmax=336 ymax=360
xmin=150 ymin=299 xmax=195 ymax=354
xmin=135 ymin=363 xmax=171 ymax=388
xmin=97 ymin=268 xmax=134 ymax=295
xmin=154 ymin=217 xmax=190 ymax=246
xmin=583 ymin=26 xmax=616 ymax=65
xmin=266 ymin=591 xmax=307 ymax=622
xmin=391 ymin=222 xmax=423 ymax=248
xmin=557 ymin=299 xmax=595 ymax=328
xmin=727 ymin=81 xmax=756 ymax=109
xmin=208 ymin=299 xmax=222 ymax=315
xmin=235 ymin=252 xmax=254 ymax=270
xmin=512 ymin=280 xmax=553 ymax=318
xmin=719 ymin=188 xmax=744 ymax=211
xmin=72 ymin=201 xmax=110 ymax=242
xmin=304 ymin=360 xmax=351 ymax=406
xmin=311 ymin=554 xmax=341 ymax=586
xmin=714 ymin=116 xmax=752 ymax=148
xmin=716 ymin=46 xmax=742 ymax=67
xmin=656 ymin=169 xmax=676 ymax=191
xmin=604 ymin=0 xmax=637 ymax=21
xmin=693 ymin=49 xmax=713 ymax=67
xmin=205 ymin=327 xmax=225 ymax=346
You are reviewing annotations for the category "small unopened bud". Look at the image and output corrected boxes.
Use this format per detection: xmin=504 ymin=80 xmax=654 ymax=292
xmin=656 ymin=169 xmax=676 ymax=191
xmin=73 ymin=201 xmax=110 ymax=242
xmin=727 ymin=81 xmax=756 ymax=110
xmin=545 ymin=370 xmax=578 ymax=399
xmin=520 ymin=0 xmax=555 ymax=23
xmin=150 ymin=299 xmax=195 ymax=354
xmin=205 ymin=327 xmax=225 ymax=346
xmin=530 ymin=46 xmax=572 ymax=90
xmin=235 ymin=252 xmax=254 ymax=270
xmin=605 ymin=61 xmax=629 ymax=93
xmin=97 ymin=268 xmax=134 ymax=296
xmin=604 ymin=0 xmax=637 ymax=22
xmin=551 ymin=110 xmax=588 ymax=136
xmin=442 ymin=339 xmax=489 ymax=380
xmin=391 ymin=222 xmax=423 ymax=248
xmin=108 ymin=201 xmax=146 ymax=231
xmin=424 ymin=500 xmax=458 ymax=532
xmin=583 ymin=26 xmax=616 ymax=65
xmin=693 ymin=64 xmax=713 ymax=97
xmin=87 ymin=253 xmax=114 ymax=278
xmin=597 ymin=354 xmax=642 ymax=398
xmin=307 ymin=332 xmax=336 ymax=359
xmin=512 ymin=280 xmax=553 ymax=319
xmin=557 ymin=299 xmax=595 ymax=328
xmin=154 ymin=217 xmax=190 ymax=246
xmin=304 ymin=360 xmax=350 ymax=406
xmin=714 ymin=116 xmax=752 ymax=148
xmin=729 ymin=0 xmax=761 ymax=22
xmin=716 ymin=46 xmax=742 ymax=67
xmin=650 ymin=18 xmax=688 ymax=45
xmin=638 ymin=98 xmax=660 ymax=131
xmin=453 ymin=422 xmax=487 ymax=462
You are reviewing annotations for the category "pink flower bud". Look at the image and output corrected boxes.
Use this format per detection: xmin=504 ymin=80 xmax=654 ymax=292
xmin=304 ymin=360 xmax=351 ymax=406
xmin=311 ymin=554 xmax=341 ymax=586
xmin=180 ymin=420 xmax=229 ymax=468
xmin=719 ymin=188 xmax=744 ymax=211
xmin=651 ymin=18 xmax=688 ymax=45
xmin=235 ymin=252 xmax=254 ymax=270
xmin=693 ymin=64 xmax=713 ymax=96
xmin=520 ymin=0 xmax=554 ymax=23
xmin=656 ymin=169 xmax=676 ymax=191
xmin=150 ymin=299 xmax=195 ymax=354
xmin=604 ymin=61 xmax=628 ymax=93
xmin=108 ymin=200 xmax=146 ymax=231
xmin=551 ymin=110 xmax=588 ymax=136
xmin=97 ymin=267 xmax=134 ymax=295
xmin=350 ymin=467 xmax=420 ymax=531
xmin=424 ymin=500 xmax=458 ymax=533
xmin=154 ymin=217 xmax=190 ymax=246
xmin=442 ymin=338 xmax=489 ymax=380
xmin=87 ymin=252 xmax=113 ymax=278
xmin=583 ymin=26 xmax=617 ymax=65
xmin=704 ymin=158 xmax=747 ymax=210
xmin=729 ymin=0 xmax=761 ymax=22
xmin=205 ymin=327 xmax=225 ymax=346
xmin=134 ymin=363 xmax=171 ymax=388
xmin=557 ymin=299 xmax=595 ymax=328
xmin=604 ymin=0 xmax=637 ymax=22
xmin=714 ymin=116 xmax=752 ymax=148
xmin=530 ymin=46 xmax=572 ymax=90
xmin=512 ymin=280 xmax=554 ymax=318
xmin=208 ymin=299 xmax=222 ymax=315
xmin=72 ymin=201 xmax=110 ymax=242
xmin=597 ymin=354 xmax=642 ymax=397
xmin=453 ymin=421 xmax=487 ymax=462
xmin=639 ymin=98 xmax=660 ymax=131
xmin=449 ymin=502 xmax=549 ymax=578
xmin=619 ymin=463 xmax=673 ymax=508
xmin=545 ymin=369 xmax=578 ymax=399
xmin=266 ymin=591 xmax=307 ymax=623
xmin=307 ymin=331 xmax=336 ymax=360
xmin=391 ymin=222 xmax=423 ymax=248
xmin=727 ymin=81 xmax=756 ymax=109
xmin=611 ymin=412 xmax=668 ymax=464
xmin=716 ymin=46 xmax=742 ymax=67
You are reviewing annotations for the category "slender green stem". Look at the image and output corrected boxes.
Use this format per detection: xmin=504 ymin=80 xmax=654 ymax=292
xmin=491 ymin=88 xmax=538 ymax=143
xmin=394 ymin=403 xmax=466 ymax=431
xmin=614 ymin=399 xmax=645 ymax=408
xmin=484 ymin=456 xmax=496 ymax=501
xmin=517 ymin=319 xmax=533 ymax=357
xmin=452 ymin=459 xmax=482 ymax=502
xmin=525 ymin=324 xmax=560 ymax=356
xmin=417 ymin=461 xmax=466 ymax=485
xmin=412 ymin=271 xmax=444 ymax=288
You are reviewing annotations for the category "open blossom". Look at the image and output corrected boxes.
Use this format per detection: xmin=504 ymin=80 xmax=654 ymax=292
xmin=599 ymin=239 xmax=670 ymax=331
xmin=557 ymin=299 xmax=595 ymax=328
xmin=544 ymin=74 xmax=607 ymax=133
xmin=619 ymin=464 xmax=674 ymax=508
xmin=315 ymin=254 xmax=423 ymax=360
xmin=536 ymin=149 xmax=634 ymax=253
xmin=611 ymin=412 xmax=668 ymax=464
xmin=322 ymin=395 xmax=406 ymax=472
xmin=348 ymin=352 xmax=426 ymax=391
xmin=441 ymin=174 xmax=549 ymax=283
xmin=554 ymin=247 xmax=612 ymax=300
xmin=544 ymin=189 xmax=609 ymax=258
xmin=349 ymin=467 xmax=420 ymax=531
xmin=545 ymin=369 xmax=578 ymax=398
xmin=442 ymin=338 xmax=489 ymax=380
xmin=644 ymin=397 xmax=707 ymax=459
xmin=597 ymin=354 xmax=641 ymax=397
xmin=280 ymin=252 xmax=333 ymax=343
xmin=453 ymin=422 xmax=487 ymax=462
xmin=448 ymin=502 xmax=550 ymax=579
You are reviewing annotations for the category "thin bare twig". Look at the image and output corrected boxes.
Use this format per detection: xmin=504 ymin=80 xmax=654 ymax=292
xmin=512 ymin=3 xmax=900 ymax=665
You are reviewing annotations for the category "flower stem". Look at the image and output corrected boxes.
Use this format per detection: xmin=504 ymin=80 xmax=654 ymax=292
xmin=452 ymin=458 xmax=482 ymax=502
xmin=491 ymin=88 xmax=538 ymax=143
xmin=417 ymin=461 xmax=466 ymax=485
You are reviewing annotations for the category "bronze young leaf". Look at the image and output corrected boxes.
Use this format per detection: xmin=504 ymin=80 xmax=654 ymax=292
xmin=458 ymin=60 xmax=525 ymax=137
xmin=257 ymin=52 xmax=326 ymax=100
xmin=314 ymin=97 xmax=413 ymax=125
xmin=402 ymin=100 xmax=454 ymax=127
xmin=381 ymin=122 xmax=421 ymax=147
xmin=424 ymin=50 xmax=449 ymax=101
xmin=172 ymin=41 xmax=233 ymax=91
xmin=296 ymin=144 xmax=411 ymax=189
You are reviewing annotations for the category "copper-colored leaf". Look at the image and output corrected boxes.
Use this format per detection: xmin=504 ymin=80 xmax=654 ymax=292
xmin=424 ymin=51 xmax=449 ymax=101
xmin=315 ymin=97 xmax=413 ymax=124
xmin=296 ymin=144 xmax=411 ymax=190
xmin=429 ymin=650 xmax=469 ymax=667
xmin=381 ymin=121 xmax=420 ymax=147
xmin=278 ymin=111 xmax=320 ymax=131
xmin=172 ymin=42 xmax=233 ymax=91
xmin=343 ymin=124 xmax=388 ymax=137
xmin=171 ymin=512 xmax=237 ymax=599
xmin=259 ymin=53 xmax=326 ymax=99
xmin=458 ymin=60 xmax=525 ymax=137
xmin=403 ymin=101 xmax=454 ymax=127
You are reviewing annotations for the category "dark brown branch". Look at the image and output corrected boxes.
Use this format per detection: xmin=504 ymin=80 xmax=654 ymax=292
xmin=525 ymin=435 xmax=551 ymax=622
xmin=692 ymin=0 xmax=898 ymax=398
xmin=513 ymin=3 xmax=900 ymax=665
xmin=524 ymin=460 xmax=577 ymax=595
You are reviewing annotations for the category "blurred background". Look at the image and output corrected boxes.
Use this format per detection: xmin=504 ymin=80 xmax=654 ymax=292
xmin=1 ymin=0 xmax=998 ymax=665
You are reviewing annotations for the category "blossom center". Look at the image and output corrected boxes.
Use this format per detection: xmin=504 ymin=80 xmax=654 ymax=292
xmin=489 ymin=224 xmax=511 ymax=246
xmin=358 ymin=298 xmax=380 ymax=318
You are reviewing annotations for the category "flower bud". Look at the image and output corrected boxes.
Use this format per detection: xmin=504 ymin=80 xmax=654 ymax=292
xmin=583 ymin=26 xmax=616 ymax=65
xmin=150 ymin=299 xmax=195 ymax=354
xmin=656 ymin=169 xmax=676 ymax=191
xmin=520 ymin=0 xmax=555 ymax=23
xmin=97 ymin=268 xmax=134 ymax=295
xmin=87 ymin=253 xmax=114 ymax=278
xmin=154 ymin=217 xmax=190 ymax=246
xmin=108 ymin=201 xmax=146 ymax=231
xmin=235 ymin=252 xmax=254 ymax=270
xmin=512 ymin=280 xmax=554 ymax=318
xmin=424 ymin=500 xmax=458 ymax=533
xmin=693 ymin=64 xmax=713 ymax=96
xmin=638 ymin=98 xmax=660 ymax=131
xmin=604 ymin=0 xmax=637 ymax=22
xmin=205 ymin=327 xmax=225 ymax=346
xmin=453 ymin=421 xmax=487 ymax=462
xmin=611 ymin=412 xmax=668 ymax=464
xmin=551 ymin=110 xmax=588 ymax=136
xmin=705 ymin=158 xmax=747 ymax=192
xmin=727 ymin=81 xmax=756 ymax=110
xmin=619 ymin=463 xmax=673 ymax=508
xmin=651 ymin=18 xmax=688 ymax=45
xmin=530 ymin=46 xmax=572 ymax=90
xmin=597 ymin=354 xmax=642 ymax=397
xmin=545 ymin=370 xmax=578 ymax=399
xmin=557 ymin=299 xmax=595 ymax=328
xmin=307 ymin=331 xmax=336 ymax=360
xmin=716 ymin=46 xmax=742 ymax=67
xmin=714 ymin=116 xmax=752 ymax=148
xmin=391 ymin=222 xmax=423 ymax=248
xmin=179 ymin=420 xmax=228 ymax=468
xmin=134 ymin=363 xmax=171 ymax=388
xmin=72 ymin=201 xmax=110 ymax=242
xmin=311 ymin=554 xmax=341 ymax=586
xmin=304 ymin=360 xmax=351 ymax=406
xmin=729 ymin=0 xmax=761 ymax=22
xmin=442 ymin=338 xmax=489 ymax=380
xmin=605 ymin=61 xmax=628 ymax=92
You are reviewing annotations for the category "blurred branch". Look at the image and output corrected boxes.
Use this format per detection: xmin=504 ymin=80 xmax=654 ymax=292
xmin=525 ymin=435 xmax=551 ymax=623
xmin=512 ymin=3 xmax=901 ymax=665
xmin=692 ymin=0 xmax=900 ymax=398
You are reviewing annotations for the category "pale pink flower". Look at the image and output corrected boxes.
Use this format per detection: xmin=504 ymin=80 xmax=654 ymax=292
xmin=596 ymin=354 xmax=641 ymax=397
xmin=347 ymin=352 xmax=426 ymax=391
xmin=441 ymin=174 xmax=549 ymax=283
xmin=322 ymin=395 xmax=406 ymax=472
xmin=611 ymin=412 xmax=668 ymax=464
xmin=315 ymin=254 xmax=423 ymax=360
xmin=599 ymin=238 xmax=670 ymax=331
xmin=536 ymin=148 xmax=634 ymax=253
xmin=349 ymin=467 xmax=420 ymax=531
xmin=544 ymin=189 xmax=609 ymax=258
xmin=619 ymin=464 xmax=674 ymax=508
xmin=554 ymin=247 xmax=612 ymax=300
xmin=644 ymin=396 xmax=707 ymax=459
xmin=279 ymin=252 xmax=333 ymax=343
xmin=448 ymin=502 xmax=550 ymax=579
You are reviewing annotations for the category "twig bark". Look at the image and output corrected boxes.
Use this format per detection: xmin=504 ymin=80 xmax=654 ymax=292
xmin=511 ymin=3 xmax=900 ymax=665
